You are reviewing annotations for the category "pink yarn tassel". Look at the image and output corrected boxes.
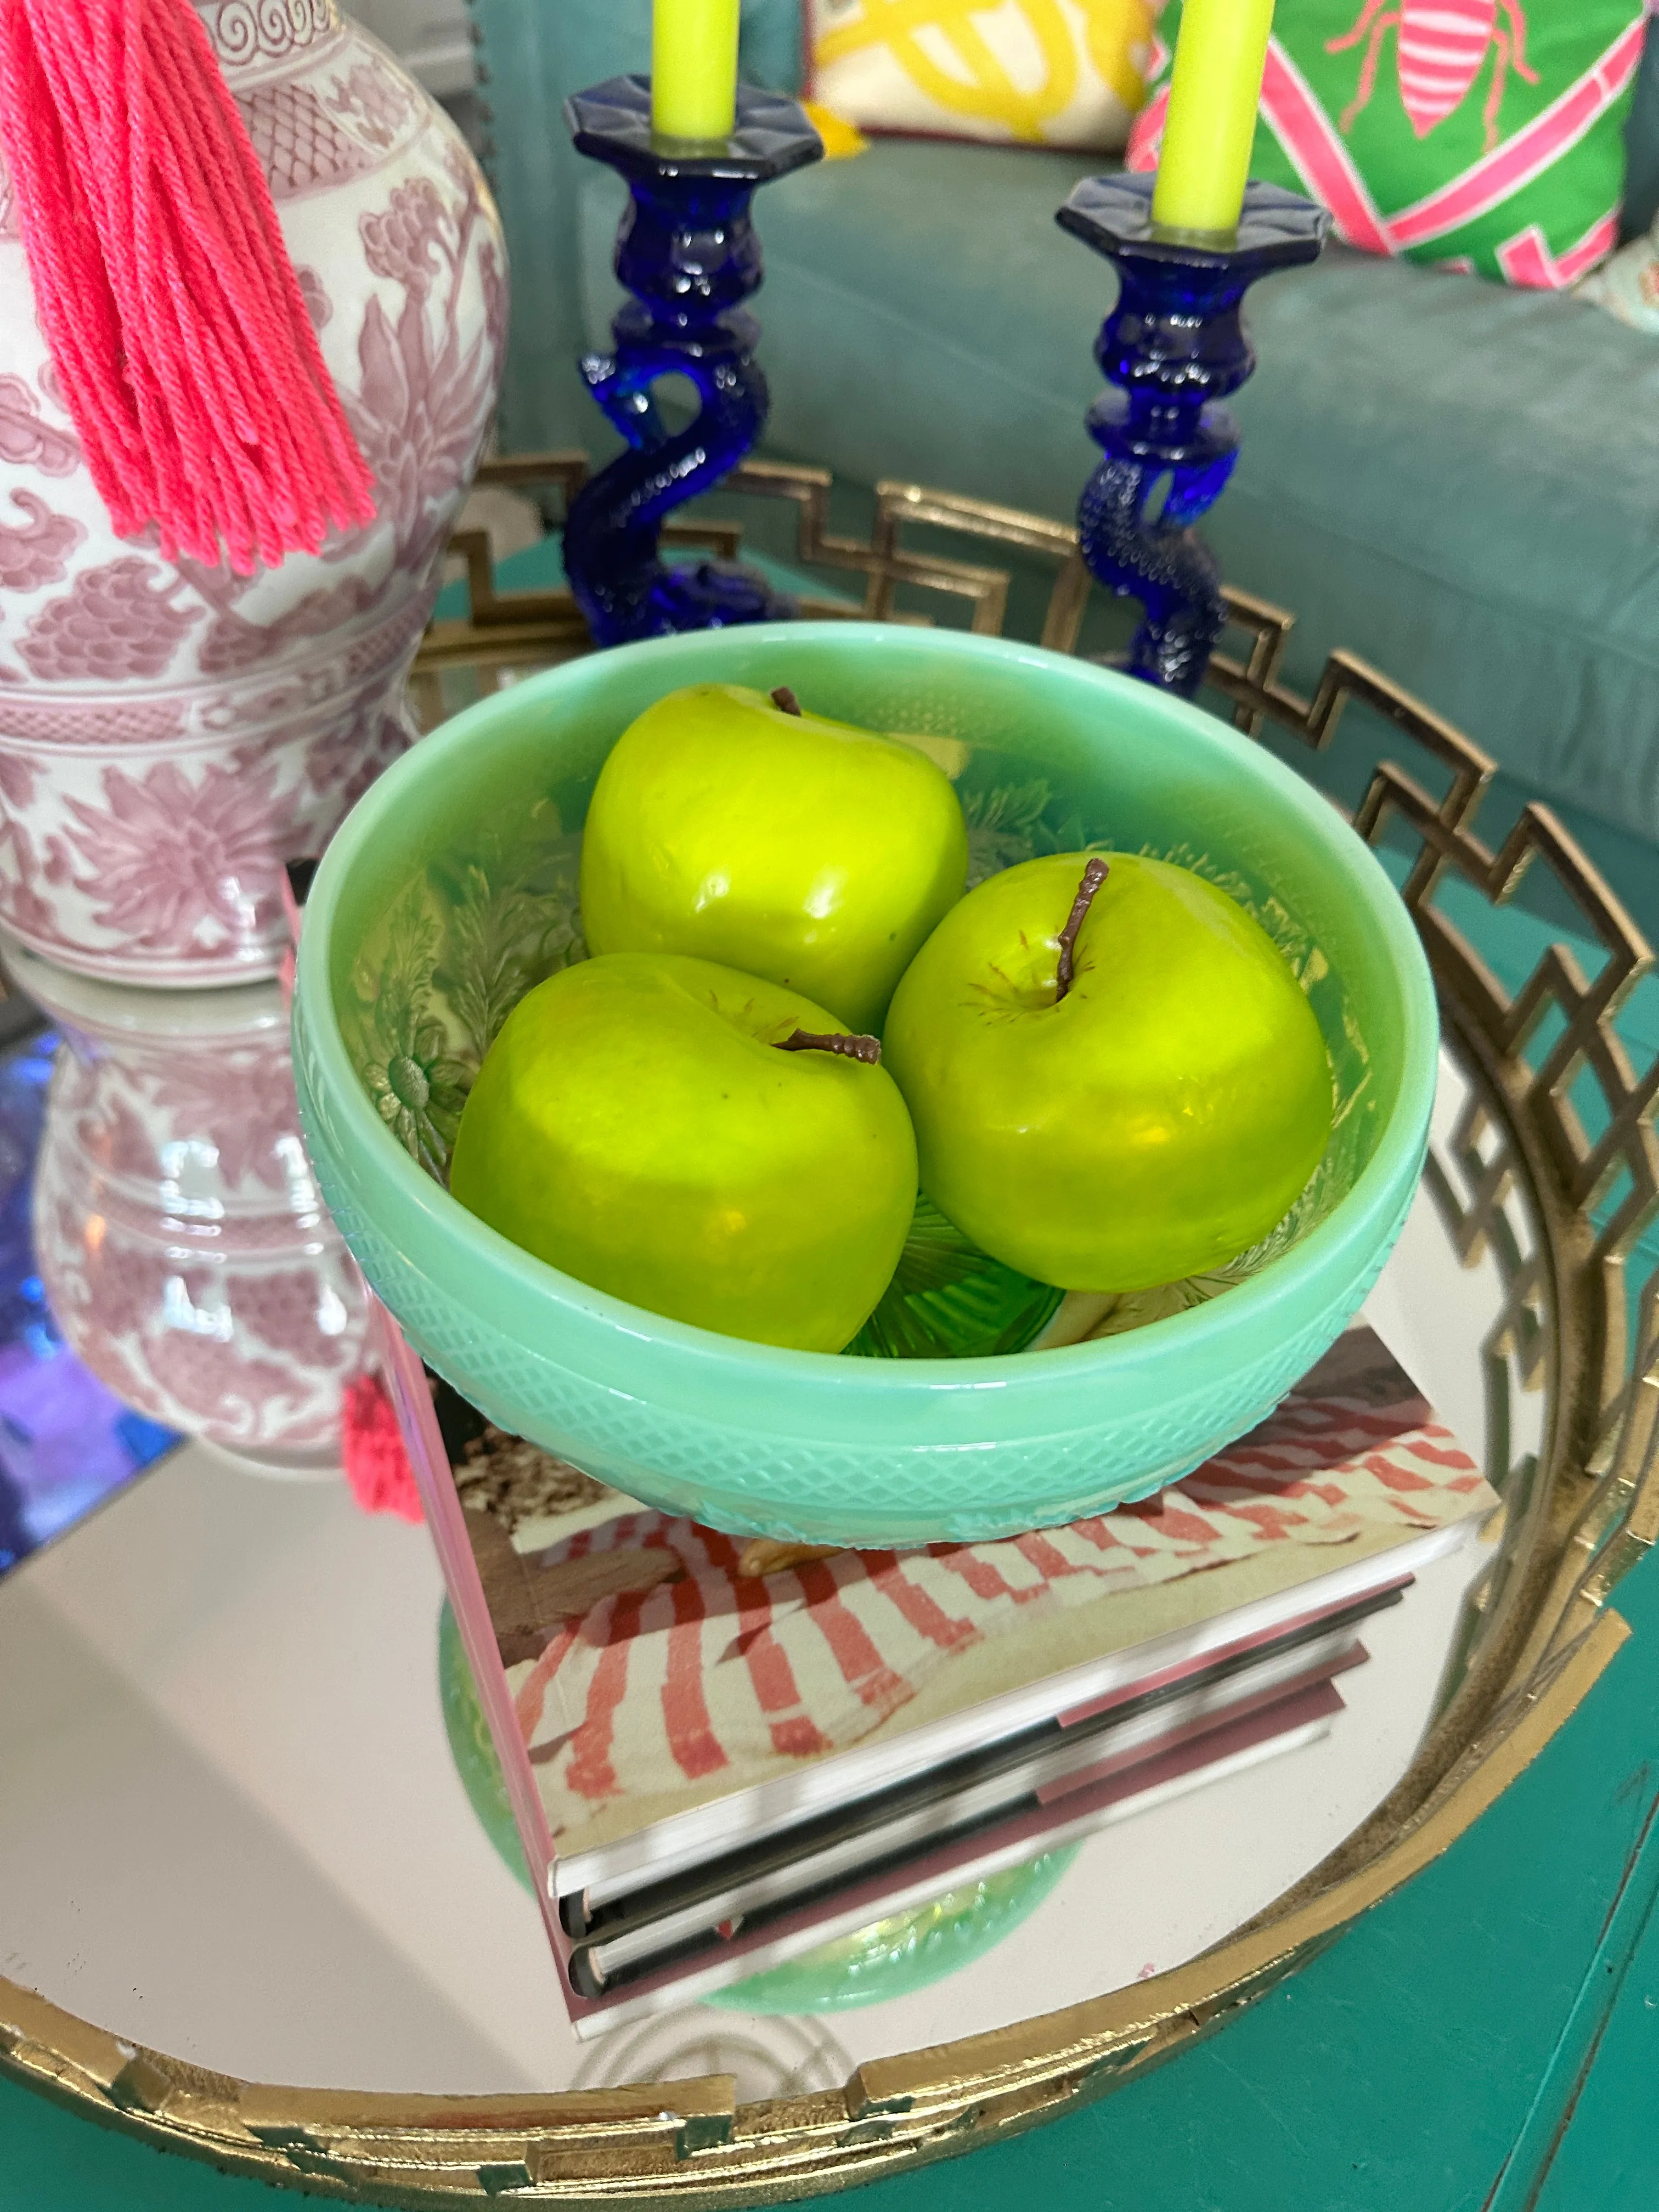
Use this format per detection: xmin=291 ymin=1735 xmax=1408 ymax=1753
xmin=341 ymin=1372 xmax=424 ymax=1525
xmin=0 ymin=0 xmax=377 ymax=573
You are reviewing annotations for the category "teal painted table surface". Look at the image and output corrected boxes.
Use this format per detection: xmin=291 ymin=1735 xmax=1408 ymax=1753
xmin=4 ymin=1532 xmax=1657 ymax=2211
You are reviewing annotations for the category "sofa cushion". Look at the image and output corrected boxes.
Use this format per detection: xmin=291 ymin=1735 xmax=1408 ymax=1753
xmin=1132 ymin=1 xmax=1646 ymax=290
xmin=803 ymin=0 xmax=1151 ymax=154
xmin=1624 ymin=10 xmax=1659 ymax=238
xmin=685 ymin=136 xmax=1659 ymax=851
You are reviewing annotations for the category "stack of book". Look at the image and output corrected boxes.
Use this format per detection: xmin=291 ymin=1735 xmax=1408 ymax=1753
xmin=385 ymin=1320 xmax=1497 ymax=2033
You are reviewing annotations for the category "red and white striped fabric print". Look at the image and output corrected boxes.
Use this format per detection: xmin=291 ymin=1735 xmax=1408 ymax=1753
xmin=1400 ymin=4 xmax=1508 ymax=138
xmin=1156 ymin=1386 xmax=1481 ymax=1528
xmin=507 ymin=1393 xmax=1482 ymax=1835
xmin=1326 ymin=1 xmax=1536 ymax=148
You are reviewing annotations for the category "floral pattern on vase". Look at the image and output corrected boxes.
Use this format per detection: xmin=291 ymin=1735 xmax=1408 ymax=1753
xmin=0 ymin=493 xmax=83 ymax=594
xmin=58 ymin=758 xmax=296 ymax=961
xmin=0 ymin=0 xmax=507 ymax=985
xmin=0 ymin=374 xmax=78 ymax=477
xmin=16 ymin=560 xmax=204 ymax=682
xmin=20 ymin=941 xmax=370 ymax=1471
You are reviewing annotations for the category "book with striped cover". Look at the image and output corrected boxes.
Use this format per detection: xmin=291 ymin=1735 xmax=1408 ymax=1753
xmin=382 ymin=1319 xmax=1497 ymax=2027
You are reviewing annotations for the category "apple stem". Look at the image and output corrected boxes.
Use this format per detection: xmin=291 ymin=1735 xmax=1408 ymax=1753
xmin=1055 ymin=856 xmax=1110 ymax=1001
xmin=774 ymin=1028 xmax=882 ymax=1064
xmin=770 ymin=686 xmax=803 ymax=716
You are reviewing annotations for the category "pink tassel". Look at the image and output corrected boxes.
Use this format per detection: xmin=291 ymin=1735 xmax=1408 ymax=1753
xmin=341 ymin=1372 xmax=424 ymax=1525
xmin=0 ymin=0 xmax=377 ymax=573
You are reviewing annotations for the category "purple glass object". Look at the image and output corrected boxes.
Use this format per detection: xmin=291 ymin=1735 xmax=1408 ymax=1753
xmin=1057 ymin=176 xmax=1328 ymax=697
xmin=562 ymin=76 xmax=823 ymax=647
xmin=0 ymin=1025 xmax=176 ymax=1578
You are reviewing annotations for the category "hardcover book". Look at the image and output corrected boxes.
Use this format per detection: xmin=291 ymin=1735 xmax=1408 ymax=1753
xmin=382 ymin=1318 xmax=1498 ymax=2030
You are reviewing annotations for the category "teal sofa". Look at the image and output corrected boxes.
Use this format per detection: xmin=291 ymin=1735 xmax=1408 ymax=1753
xmin=469 ymin=0 xmax=1659 ymax=932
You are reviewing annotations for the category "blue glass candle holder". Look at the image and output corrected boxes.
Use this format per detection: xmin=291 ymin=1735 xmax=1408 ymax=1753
xmin=1057 ymin=176 xmax=1328 ymax=697
xmin=562 ymin=76 xmax=823 ymax=648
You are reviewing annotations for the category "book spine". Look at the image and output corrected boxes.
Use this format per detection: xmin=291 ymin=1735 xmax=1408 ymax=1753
xmin=375 ymin=1306 xmax=572 ymax=1971
xmin=567 ymin=1678 xmax=1345 ymax=2032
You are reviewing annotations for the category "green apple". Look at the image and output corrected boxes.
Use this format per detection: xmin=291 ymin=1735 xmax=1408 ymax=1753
xmin=579 ymin=683 xmax=968 ymax=1034
xmin=449 ymin=952 xmax=917 ymax=1352
xmin=882 ymin=853 xmax=1334 ymax=1293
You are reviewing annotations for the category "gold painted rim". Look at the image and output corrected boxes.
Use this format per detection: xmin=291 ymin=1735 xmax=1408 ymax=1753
xmin=4 ymin=462 xmax=1655 ymax=2203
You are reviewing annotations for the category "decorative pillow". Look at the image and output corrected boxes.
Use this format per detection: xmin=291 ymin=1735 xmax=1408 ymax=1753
xmin=1127 ymin=0 xmax=1647 ymax=287
xmin=806 ymin=0 xmax=1155 ymax=151
xmin=1577 ymin=208 xmax=1659 ymax=327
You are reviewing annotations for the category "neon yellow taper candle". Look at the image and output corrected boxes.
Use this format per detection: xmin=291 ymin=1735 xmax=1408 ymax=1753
xmin=1150 ymin=0 xmax=1275 ymax=236
xmin=651 ymin=0 xmax=742 ymax=140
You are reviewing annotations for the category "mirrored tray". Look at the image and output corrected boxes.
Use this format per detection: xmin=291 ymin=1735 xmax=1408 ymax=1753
xmin=1 ymin=462 xmax=1655 ymax=2204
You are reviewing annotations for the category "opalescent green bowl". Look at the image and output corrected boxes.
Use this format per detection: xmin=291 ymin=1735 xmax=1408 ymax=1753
xmin=293 ymin=624 xmax=1436 ymax=1545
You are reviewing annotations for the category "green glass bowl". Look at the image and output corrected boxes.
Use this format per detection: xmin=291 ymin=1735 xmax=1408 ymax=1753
xmin=293 ymin=623 xmax=1436 ymax=1545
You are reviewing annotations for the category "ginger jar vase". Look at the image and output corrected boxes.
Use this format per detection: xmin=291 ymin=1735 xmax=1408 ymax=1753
xmin=0 ymin=0 xmax=507 ymax=985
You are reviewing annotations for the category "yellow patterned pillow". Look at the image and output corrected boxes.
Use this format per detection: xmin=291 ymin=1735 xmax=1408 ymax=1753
xmin=806 ymin=0 xmax=1153 ymax=151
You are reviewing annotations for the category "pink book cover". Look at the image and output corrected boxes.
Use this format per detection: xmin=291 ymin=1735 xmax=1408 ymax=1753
xmin=377 ymin=1312 xmax=1496 ymax=2027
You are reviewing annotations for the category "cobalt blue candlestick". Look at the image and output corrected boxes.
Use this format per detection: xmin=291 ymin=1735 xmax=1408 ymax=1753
xmin=562 ymin=76 xmax=823 ymax=648
xmin=1057 ymin=176 xmax=1328 ymax=698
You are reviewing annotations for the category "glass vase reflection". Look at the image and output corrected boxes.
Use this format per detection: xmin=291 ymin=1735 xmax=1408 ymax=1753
xmin=16 ymin=943 xmax=369 ymax=1477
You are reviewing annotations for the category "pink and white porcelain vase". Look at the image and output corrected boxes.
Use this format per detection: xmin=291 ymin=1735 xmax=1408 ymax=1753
xmin=19 ymin=941 xmax=371 ymax=1475
xmin=0 ymin=0 xmax=507 ymax=985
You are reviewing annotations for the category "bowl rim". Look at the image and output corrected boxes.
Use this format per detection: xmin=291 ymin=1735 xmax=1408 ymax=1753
xmin=296 ymin=622 xmax=1437 ymax=1389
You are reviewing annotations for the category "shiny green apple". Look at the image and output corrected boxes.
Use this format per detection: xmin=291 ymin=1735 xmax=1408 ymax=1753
xmin=882 ymin=853 xmax=1334 ymax=1293
xmin=579 ymin=683 xmax=968 ymax=1034
xmin=449 ymin=952 xmax=917 ymax=1352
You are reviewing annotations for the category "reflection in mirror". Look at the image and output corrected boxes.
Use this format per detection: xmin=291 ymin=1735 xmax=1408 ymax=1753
xmin=10 ymin=943 xmax=370 ymax=1484
xmin=0 ymin=1012 xmax=173 ymax=1577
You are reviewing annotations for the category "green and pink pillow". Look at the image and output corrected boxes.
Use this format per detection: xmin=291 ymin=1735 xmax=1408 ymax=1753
xmin=1127 ymin=0 xmax=1648 ymax=286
